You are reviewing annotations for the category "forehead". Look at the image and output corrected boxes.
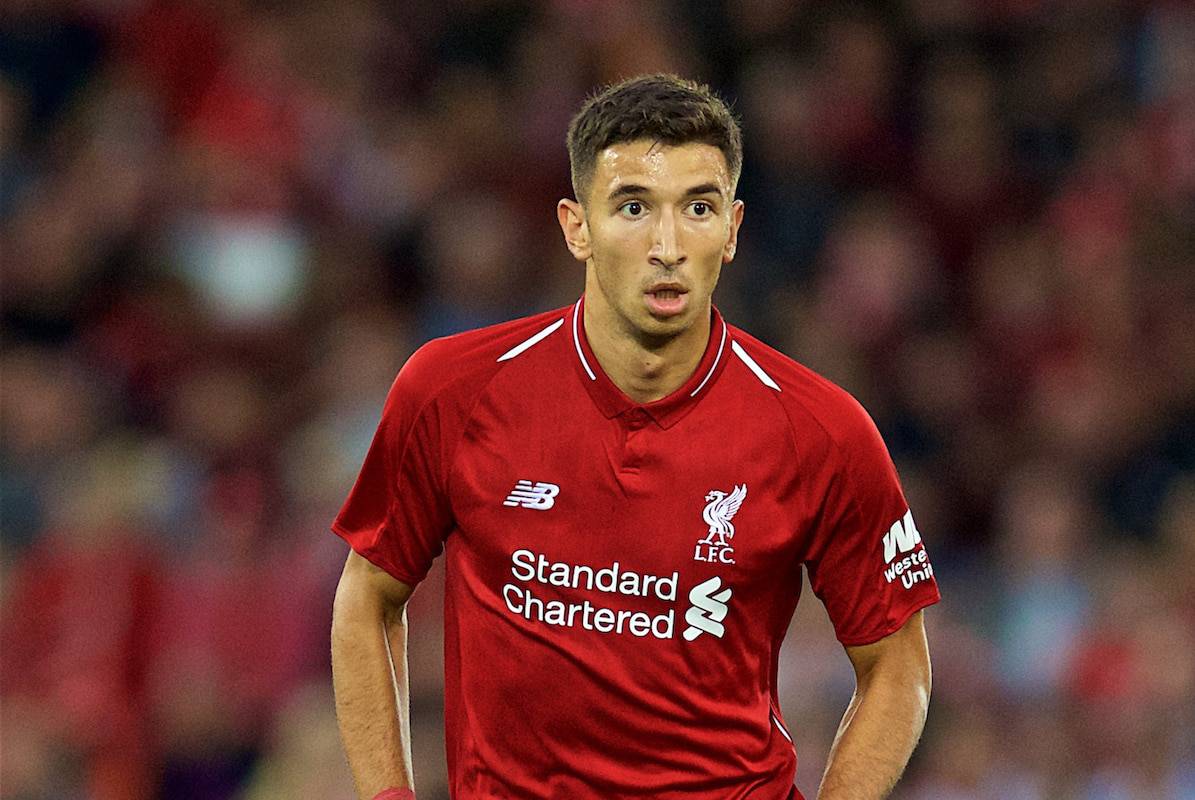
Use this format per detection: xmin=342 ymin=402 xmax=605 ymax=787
xmin=591 ymin=140 xmax=732 ymax=197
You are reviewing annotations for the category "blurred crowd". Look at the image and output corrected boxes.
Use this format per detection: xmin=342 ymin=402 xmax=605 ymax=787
xmin=2 ymin=0 xmax=1194 ymax=798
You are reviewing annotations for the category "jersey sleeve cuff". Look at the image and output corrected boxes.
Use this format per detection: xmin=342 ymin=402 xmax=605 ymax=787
xmin=330 ymin=521 xmax=428 ymax=588
xmin=833 ymin=591 xmax=940 ymax=647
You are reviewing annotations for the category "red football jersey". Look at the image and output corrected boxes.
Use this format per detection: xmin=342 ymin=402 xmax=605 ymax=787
xmin=333 ymin=298 xmax=940 ymax=799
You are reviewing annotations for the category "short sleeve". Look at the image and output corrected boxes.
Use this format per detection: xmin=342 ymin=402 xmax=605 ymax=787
xmin=331 ymin=348 xmax=454 ymax=586
xmin=803 ymin=398 xmax=940 ymax=646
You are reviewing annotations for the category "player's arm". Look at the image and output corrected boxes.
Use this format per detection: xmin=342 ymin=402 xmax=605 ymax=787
xmin=331 ymin=549 xmax=417 ymax=799
xmin=816 ymin=610 xmax=931 ymax=800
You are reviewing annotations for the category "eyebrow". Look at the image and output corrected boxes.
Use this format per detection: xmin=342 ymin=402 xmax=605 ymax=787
xmin=685 ymin=183 xmax=725 ymax=199
xmin=607 ymin=183 xmax=650 ymax=202
xmin=606 ymin=183 xmax=726 ymax=203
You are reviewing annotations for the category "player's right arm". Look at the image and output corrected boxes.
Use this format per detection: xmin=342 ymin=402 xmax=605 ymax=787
xmin=332 ymin=549 xmax=417 ymax=799
xmin=329 ymin=343 xmax=457 ymax=798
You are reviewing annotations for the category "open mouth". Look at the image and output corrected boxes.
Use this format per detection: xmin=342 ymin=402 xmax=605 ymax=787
xmin=645 ymin=286 xmax=689 ymax=316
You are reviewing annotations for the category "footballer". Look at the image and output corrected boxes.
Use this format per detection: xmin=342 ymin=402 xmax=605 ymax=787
xmin=331 ymin=74 xmax=939 ymax=800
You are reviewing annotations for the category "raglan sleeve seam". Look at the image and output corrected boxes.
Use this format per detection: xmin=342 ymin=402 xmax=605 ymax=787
xmin=442 ymin=357 xmax=516 ymax=511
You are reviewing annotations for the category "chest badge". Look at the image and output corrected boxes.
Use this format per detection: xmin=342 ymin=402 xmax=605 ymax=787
xmin=694 ymin=484 xmax=745 ymax=565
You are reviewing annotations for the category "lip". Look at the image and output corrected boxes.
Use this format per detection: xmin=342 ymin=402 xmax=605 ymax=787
xmin=644 ymin=283 xmax=689 ymax=317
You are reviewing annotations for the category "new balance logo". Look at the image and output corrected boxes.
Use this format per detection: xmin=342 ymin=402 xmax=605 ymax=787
xmin=503 ymin=480 xmax=560 ymax=510
xmin=683 ymin=576 xmax=733 ymax=641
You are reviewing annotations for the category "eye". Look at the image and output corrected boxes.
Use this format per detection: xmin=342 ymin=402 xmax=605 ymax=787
xmin=690 ymin=201 xmax=713 ymax=217
xmin=619 ymin=201 xmax=645 ymax=218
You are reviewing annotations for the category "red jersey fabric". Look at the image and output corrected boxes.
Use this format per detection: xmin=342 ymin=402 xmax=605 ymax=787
xmin=333 ymin=298 xmax=940 ymax=799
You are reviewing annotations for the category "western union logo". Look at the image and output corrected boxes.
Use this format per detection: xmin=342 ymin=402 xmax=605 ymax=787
xmin=882 ymin=510 xmax=922 ymax=564
xmin=882 ymin=510 xmax=933 ymax=589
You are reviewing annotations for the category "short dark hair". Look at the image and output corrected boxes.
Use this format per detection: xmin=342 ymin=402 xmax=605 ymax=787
xmin=566 ymin=74 xmax=743 ymax=204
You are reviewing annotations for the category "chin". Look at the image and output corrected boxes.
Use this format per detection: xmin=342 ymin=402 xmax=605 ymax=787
xmin=636 ymin=310 xmax=692 ymax=341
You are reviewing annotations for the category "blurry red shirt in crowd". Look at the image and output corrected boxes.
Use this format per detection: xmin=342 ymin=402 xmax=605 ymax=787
xmin=1 ymin=526 xmax=158 ymax=800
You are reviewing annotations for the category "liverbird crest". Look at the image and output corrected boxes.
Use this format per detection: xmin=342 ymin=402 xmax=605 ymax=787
xmin=700 ymin=484 xmax=747 ymax=547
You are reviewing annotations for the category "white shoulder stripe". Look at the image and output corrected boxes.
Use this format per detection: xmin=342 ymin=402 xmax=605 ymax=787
xmin=731 ymin=340 xmax=781 ymax=391
xmin=496 ymin=318 xmax=564 ymax=362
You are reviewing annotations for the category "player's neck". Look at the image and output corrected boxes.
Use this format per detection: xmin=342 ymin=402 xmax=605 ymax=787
xmin=582 ymin=295 xmax=712 ymax=405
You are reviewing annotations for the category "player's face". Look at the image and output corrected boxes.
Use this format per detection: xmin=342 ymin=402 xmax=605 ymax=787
xmin=558 ymin=140 xmax=744 ymax=343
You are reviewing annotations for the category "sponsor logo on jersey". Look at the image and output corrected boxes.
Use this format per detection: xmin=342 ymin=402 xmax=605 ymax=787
xmin=882 ymin=509 xmax=934 ymax=590
xmin=501 ymin=549 xmax=734 ymax=643
xmin=682 ymin=576 xmax=733 ymax=640
xmin=503 ymin=480 xmax=560 ymax=509
xmin=694 ymin=484 xmax=745 ymax=564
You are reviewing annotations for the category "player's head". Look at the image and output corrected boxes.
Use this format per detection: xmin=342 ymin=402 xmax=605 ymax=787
xmin=565 ymin=74 xmax=743 ymax=206
xmin=557 ymin=74 xmax=745 ymax=346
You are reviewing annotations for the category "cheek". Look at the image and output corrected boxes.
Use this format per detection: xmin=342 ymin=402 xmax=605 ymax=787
xmin=692 ymin=234 xmax=727 ymax=282
xmin=691 ymin=226 xmax=731 ymax=260
xmin=699 ymin=261 xmax=723 ymax=290
xmin=592 ymin=227 xmax=645 ymax=269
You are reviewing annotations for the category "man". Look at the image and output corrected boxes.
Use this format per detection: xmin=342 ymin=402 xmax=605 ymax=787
xmin=331 ymin=74 xmax=939 ymax=800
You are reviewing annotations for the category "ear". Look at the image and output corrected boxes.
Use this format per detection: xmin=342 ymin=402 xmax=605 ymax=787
xmin=557 ymin=199 xmax=591 ymax=263
xmin=723 ymin=199 xmax=745 ymax=263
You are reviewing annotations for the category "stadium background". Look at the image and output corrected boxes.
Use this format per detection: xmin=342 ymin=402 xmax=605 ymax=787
xmin=2 ymin=0 xmax=1194 ymax=797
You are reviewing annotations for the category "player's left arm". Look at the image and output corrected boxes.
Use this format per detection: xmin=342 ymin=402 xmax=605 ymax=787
xmin=816 ymin=610 xmax=931 ymax=800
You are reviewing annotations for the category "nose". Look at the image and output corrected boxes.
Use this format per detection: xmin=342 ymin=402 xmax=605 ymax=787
xmin=648 ymin=208 xmax=685 ymax=268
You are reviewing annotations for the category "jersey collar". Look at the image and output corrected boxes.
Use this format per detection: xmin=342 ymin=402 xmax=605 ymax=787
xmin=569 ymin=295 xmax=731 ymax=429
